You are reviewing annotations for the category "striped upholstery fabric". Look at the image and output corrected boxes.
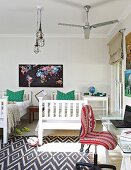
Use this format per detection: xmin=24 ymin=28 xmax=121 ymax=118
xmin=80 ymin=105 xmax=117 ymax=150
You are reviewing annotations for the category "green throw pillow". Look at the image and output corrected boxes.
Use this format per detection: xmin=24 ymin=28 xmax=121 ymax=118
xmin=6 ymin=89 xmax=24 ymax=102
xmin=56 ymin=90 xmax=75 ymax=100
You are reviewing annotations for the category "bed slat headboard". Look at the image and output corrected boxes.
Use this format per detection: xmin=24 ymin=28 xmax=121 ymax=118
xmin=24 ymin=91 xmax=32 ymax=103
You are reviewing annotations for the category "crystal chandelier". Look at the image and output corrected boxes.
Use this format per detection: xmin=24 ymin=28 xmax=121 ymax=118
xmin=34 ymin=7 xmax=45 ymax=54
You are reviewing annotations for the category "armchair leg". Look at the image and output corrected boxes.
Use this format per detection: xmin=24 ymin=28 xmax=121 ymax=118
xmin=99 ymin=164 xmax=116 ymax=170
xmin=80 ymin=144 xmax=91 ymax=153
xmin=85 ymin=144 xmax=91 ymax=154
xmin=80 ymin=144 xmax=84 ymax=152
xmin=76 ymin=163 xmax=116 ymax=170
xmin=76 ymin=162 xmax=93 ymax=170
xmin=76 ymin=147 xmax=116 ymax=170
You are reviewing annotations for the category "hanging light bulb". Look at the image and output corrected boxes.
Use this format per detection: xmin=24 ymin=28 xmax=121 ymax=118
xmin=36 ymin=22 xmax=45 ymax=47
xmin=38 ymin=37 xmax=45 ymax=47
xmin=36 ymin=22 xmax=43 ymax=37
xmin=34 ymin=38 xmax=39 ymax=54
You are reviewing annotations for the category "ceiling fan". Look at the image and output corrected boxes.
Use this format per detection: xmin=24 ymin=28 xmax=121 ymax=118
xmin=58 ymin=5 xmax=118 ymax=39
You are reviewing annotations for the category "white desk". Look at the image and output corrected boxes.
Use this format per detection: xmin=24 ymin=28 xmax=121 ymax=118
xmin=82 ymin=96 xmax=108 ymax=119
xmin=100 ymin=115 xmax=131 ymax=170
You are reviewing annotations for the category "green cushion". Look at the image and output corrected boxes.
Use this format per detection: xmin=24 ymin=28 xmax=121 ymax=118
xmin=6 ymin=89 xmax=24 ymax=102
xmin=56 ymin=90 xmax=75 ymax=100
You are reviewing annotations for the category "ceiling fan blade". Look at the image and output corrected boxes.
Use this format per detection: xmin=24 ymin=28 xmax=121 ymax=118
xmin=83 ymin=28 xmax=90 ymax=39
xmin=91 ymin=20 xmax=118 ymax=28
xmin=58 ymin=23 xmax=83 ymax=28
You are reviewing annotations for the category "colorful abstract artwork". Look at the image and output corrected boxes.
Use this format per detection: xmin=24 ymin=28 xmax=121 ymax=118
xmin=19 ymin=64 xmax=63 ymax=87
xmin=125 ymin=70 xmax=131 ymax=97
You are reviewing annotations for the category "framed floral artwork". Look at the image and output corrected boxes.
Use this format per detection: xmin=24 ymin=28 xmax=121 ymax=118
xmin=19 ymin=64 xmax=63 ymax=87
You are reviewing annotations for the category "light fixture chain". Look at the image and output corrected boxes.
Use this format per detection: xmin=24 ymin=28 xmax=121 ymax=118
xmin=37 ymin=9 xmax=39 ymax=32
xmin=40 ymin=8 xmax=42 ymax=25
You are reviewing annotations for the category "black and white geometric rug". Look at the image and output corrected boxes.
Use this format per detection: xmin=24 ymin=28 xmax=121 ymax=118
xmin=0 ymin=136 xmax=91 ymax=170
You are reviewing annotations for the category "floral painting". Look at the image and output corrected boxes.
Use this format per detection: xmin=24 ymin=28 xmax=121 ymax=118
xmin=19 ymin=64 xmax=63 ymax=87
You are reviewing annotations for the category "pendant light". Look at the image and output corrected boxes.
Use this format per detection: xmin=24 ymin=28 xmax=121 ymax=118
xmin=34 ymin=7 xmax=45 ymax=54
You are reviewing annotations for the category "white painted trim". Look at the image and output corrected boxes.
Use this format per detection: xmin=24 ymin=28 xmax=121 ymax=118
xmin=0 ymin=33 xmax=107 ymax=39
xmin=0 ymin=34 xmax=35 ymax=38
xmin=118 ymin=3 xmax=131 ymax=23
xmin=107 ymin=23 xmax=120 ymax=38
xmin=46 ymin=33 xmax=107 ymax=39
xmin=107 ymin=2 xmax=131 ymax=37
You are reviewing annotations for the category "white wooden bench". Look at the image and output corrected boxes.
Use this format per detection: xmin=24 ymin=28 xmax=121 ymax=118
xmin=38 ymin=97 xmax=86 ymax=145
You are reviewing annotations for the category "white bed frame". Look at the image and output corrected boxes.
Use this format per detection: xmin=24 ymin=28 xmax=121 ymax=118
xmin=0 ymin=97 xmax=8 ymax=144
xmin=38 ymin=97 xmax=86 ymax=145
xmin=0 ymin=91 xmax=32 ymax=144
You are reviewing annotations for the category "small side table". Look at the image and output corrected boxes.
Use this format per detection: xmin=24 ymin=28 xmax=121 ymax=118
xmin=28 ymin=106 xmax=39 ymax=123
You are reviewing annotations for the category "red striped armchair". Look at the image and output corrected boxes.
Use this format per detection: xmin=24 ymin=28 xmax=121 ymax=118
xmin=76 ymin=105 xmax=117 ymax=170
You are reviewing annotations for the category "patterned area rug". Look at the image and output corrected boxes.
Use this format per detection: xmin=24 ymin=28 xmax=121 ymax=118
xmin=0 ymin=136 xmax=91 ymax=170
